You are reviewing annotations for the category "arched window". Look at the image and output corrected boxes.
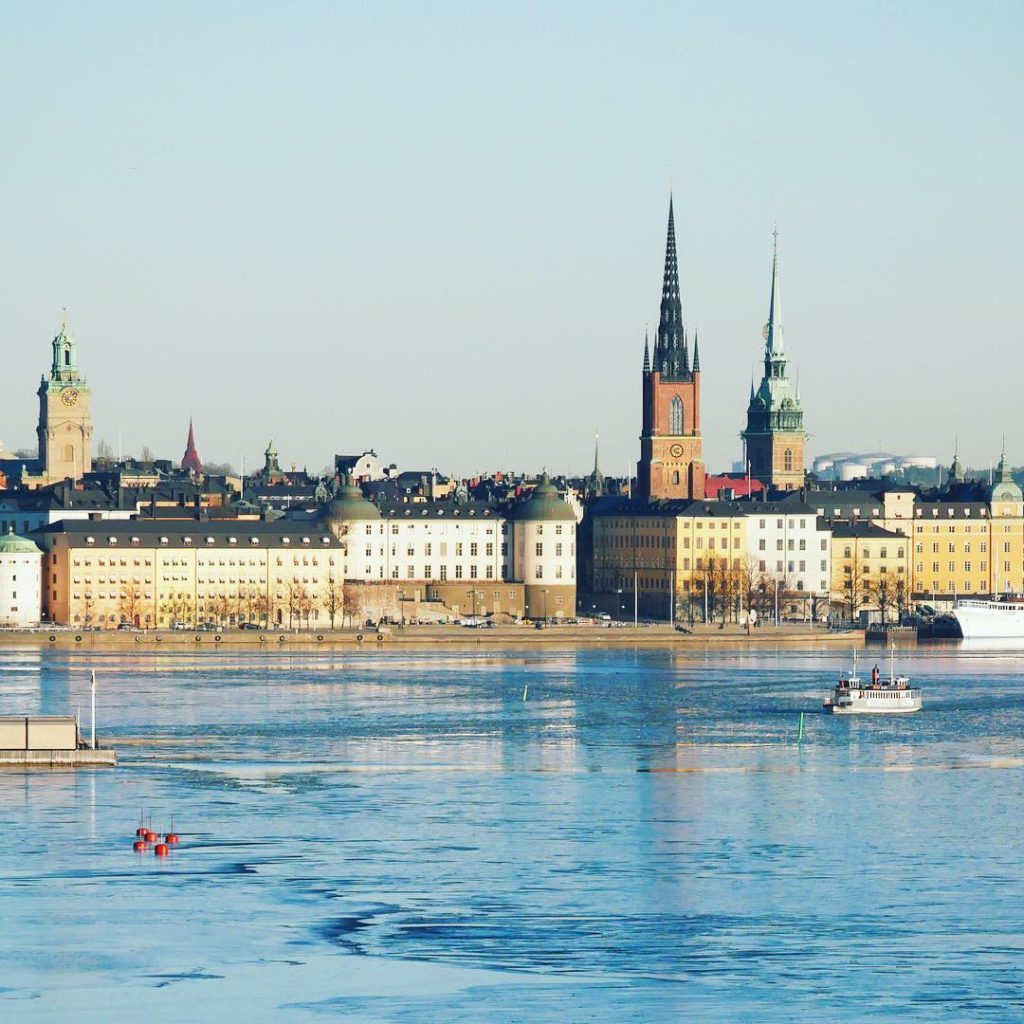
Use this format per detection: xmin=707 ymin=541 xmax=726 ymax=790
xmin=784 ymin=449 xmax=793 ymax=471
xmin=669 ymin=395 xmax=683 ymax=435
xmin=64 ymin=347 xmax=70 ymax=366
xmin=672 ymin=470 xmax=680 ymax=486
xmin=63 ymin=444 xmax=74 ymax=462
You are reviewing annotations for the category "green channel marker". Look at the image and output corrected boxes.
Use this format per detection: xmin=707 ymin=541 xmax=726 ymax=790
xmin=522 ymin=684 xmax=528 ymax=701
xmin=797 ymin=711 xmax=805 ymax=742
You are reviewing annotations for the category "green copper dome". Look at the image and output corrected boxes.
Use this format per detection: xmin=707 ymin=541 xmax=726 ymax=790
xmin=325 ymin=480 xmax=381 ymax=522
xmin=989 ymin=452 xmax=1022 ymax=503
xmin=0 ymin=531 xmax=42 ymax=555
xmin=510 ymin=474 xmax=575 ymax=522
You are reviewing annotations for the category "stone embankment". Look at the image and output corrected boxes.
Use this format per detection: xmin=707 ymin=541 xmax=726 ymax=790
xmin=0 ymin=749 xmax=117 ymax=767
xmin=1 ymin=624 xmax=862 ymax=649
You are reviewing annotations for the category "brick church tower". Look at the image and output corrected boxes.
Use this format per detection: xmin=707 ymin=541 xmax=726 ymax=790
xmin=637 ymin=197 xmax=704 ymax=500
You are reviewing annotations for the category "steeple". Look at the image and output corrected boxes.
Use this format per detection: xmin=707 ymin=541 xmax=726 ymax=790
xmin=588 ymin=430 xmax=605 ymax=496
xmin=181 ymin=419 xmax=202 ymax=474
xmin=765 ymin=227 xmax=783 ymax=356
xmin=741 ymin=228 xmax=805 ymax=491
xmin=950 ymin=441 xmax=964 ymax=485
xmin=48 ymin=316 xmax=82 ymax=383
xmin=692 ymin=332 xmax=700 ymax=373
xmin=652 ymin=195 xmax=690 ymax=379
xmin=642 ymin=331 xmax=650 ymax=373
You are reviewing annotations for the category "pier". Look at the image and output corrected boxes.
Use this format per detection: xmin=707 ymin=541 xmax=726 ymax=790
xmin=0 ymin=716 xmax=117 ymax=768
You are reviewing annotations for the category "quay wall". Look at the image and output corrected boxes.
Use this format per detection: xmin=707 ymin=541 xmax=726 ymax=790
xmin=0 ymin=625 xmax=866 ymax=650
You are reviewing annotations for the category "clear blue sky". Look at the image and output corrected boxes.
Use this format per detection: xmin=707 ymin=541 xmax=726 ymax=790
xmin=1 ymin=1 xmax=1021 ymax=477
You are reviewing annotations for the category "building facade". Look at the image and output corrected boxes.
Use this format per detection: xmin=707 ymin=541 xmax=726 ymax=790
xmin=830 ymin=523 xmax=910 ymax=622
xmin=590 ymin=499 xmax=746 ymax=622
xmin=743 ymin=502 xmax=831 ymax=620
xmin=742 ymin=232 xmax=805 ymax=490
xmin=637 ymin=197 xmax=704 ymax=500
xmin=0 ymin=531 xmax=43 ymax=626
xmin=37 ymin=321 xmax=93 ymax=484
xmin=36 ymin=478 xmax=577 ymax=627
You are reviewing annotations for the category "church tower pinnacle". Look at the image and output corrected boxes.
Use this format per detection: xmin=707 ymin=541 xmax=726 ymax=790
xmin=742 ymin=229 xmax=806 ymax=491
xmin=37 ymin=317 xmax=93 ymax=483
xmin=636 ymin=196 xmax=704 ymax=500
xmin=181 ymin=419 xmax=202 ymax=475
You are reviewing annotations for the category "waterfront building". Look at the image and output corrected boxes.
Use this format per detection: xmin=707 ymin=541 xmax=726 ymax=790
xmin=909 ymin=453 xmax=1024 ymax=600
xmin=742 ymin=232 xmax=805 ymax=490
xmin=637 ymin=197 xmax=704 ymax=500
xmin=36 ymin=320 xmax=93 ymax=484
xmin=589 ymin=499 xmax=746 ymax=622
xmin=742 ymin=501 xmax=831 ymax=620
xmin=36 ymin=476 xmax=577 ymax=627
xmin=508 ymin=474 xmax=577 ymax=619
xmin=830 ymin=523 xmax=910 ymax=622
xmin=0 ymin=531 xmax=42 ymax=626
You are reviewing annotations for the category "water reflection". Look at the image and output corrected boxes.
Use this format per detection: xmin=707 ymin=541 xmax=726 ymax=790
xmin=2 ymin=644 xmax=1024 ymax=1021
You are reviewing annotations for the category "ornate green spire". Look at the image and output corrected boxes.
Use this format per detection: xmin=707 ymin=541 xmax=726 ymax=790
xmin=48 ymin=318 xmax=84 ymax=383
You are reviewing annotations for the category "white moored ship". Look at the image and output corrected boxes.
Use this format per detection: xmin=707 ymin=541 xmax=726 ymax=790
xmin=953 ymin=598 xmax=1024 ymax=641
xmin=823 ymin=647 xmax=922 ymax=715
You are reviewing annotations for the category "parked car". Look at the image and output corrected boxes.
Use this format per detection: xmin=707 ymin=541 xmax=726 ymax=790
xmin=239 ymin=622 xmax=260 ymax=630
xmin=200 ymin=622 xmax=218 ymax=631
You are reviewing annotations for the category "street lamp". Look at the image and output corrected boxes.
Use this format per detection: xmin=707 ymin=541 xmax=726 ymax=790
xmin=541 ymin=588 xmax=548 ymax=622
xmin=398 ymin=589 xmax=405 ymax=626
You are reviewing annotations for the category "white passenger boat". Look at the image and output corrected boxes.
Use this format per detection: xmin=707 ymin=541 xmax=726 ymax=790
xmin=953 ymin=598 xmax=1024 ymax=642
xmin=823 ymin=646 xmax=922 ymax=715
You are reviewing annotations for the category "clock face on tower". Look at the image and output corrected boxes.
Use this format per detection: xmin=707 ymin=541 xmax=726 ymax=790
xmin=61 ymin=388 xmax=79 ymax=407
xmin=669 ymin=443 xmax=684 ymax=458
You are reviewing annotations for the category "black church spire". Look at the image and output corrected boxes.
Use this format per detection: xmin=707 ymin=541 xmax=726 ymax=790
xmin=652 ymin=195 xmax=690 ymax=379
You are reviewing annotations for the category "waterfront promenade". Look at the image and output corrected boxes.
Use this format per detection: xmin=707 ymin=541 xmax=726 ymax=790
xmin=0 ymin=622 xmax=862 ymax=650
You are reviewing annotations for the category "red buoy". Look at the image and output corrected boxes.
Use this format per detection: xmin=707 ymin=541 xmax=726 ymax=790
xmin=145 ymin=830 xmax=158 ymax=843
xmin=133 ymin=840 xmax=147 ymax=852
xmin=165 ymin=833 xmax=180 ymax=844
xmin=154 ymin=843 xmax=170 ymax=856
xmin=136 ymin=827 xmax=148 ymax=837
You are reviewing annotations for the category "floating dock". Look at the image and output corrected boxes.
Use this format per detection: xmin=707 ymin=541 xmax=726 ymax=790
xmin=0 ymin=716 xmax=117 ymax=767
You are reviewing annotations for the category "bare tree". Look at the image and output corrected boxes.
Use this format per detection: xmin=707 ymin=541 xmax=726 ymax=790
xmin=894 ymin=574 xmax=909 ymax=622
xmin=118 ymin=582 xmax=144 ymax=626
xmin=839 ymin=557 xmax=869 ymax=624
xmin=287 ymin=581 xmax=307 ymax=629
xmin=342 ymin=586 xmax=362 ymax=629
xmin=253 ymin=592 xmax=270 ymax=628
xmin=322 ymin=574 xmax=344 ymax=630
xmin=139 ymin=446 xmax=156 ymax=467
xmin=869 ymin=575 xmax=897 ymax=624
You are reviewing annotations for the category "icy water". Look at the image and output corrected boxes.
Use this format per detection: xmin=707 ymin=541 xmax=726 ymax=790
xmin=1 ymin=643 xmax=1024 ymax=1022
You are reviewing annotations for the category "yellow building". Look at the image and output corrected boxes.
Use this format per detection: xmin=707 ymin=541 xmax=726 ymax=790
xmin=830 ymin=523 xmax=910 ymax=622
xmin=590 ymin=500 xmax=747 ymax=622
xmin=39 ymin=520 xmax=347 ymax=629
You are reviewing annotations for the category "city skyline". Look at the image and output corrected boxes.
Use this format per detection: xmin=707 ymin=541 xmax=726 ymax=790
xmin=1 ymin=3 xmax=1021 ymax=476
